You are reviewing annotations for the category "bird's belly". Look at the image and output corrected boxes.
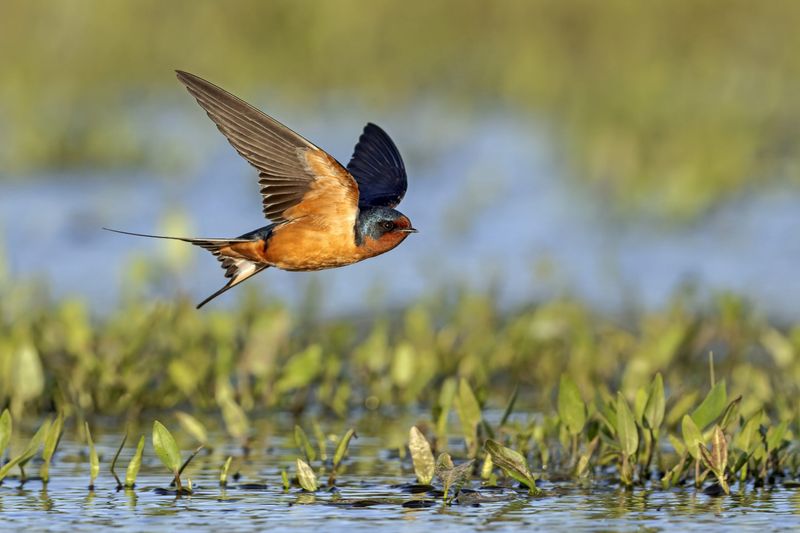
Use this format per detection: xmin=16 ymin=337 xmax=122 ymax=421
xmin=261 ymin=224 xmax=372 ymax=271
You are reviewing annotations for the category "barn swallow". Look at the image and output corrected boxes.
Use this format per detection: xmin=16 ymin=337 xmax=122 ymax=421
xmin=106 ymin=70 xmax=416 ymax=308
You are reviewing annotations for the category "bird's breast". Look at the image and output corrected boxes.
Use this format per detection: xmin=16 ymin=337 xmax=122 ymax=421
xmin=259 ymin=218 xmax=375 ymax=271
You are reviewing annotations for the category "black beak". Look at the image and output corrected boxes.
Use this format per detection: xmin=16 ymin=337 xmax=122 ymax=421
xmin=400 ymin=228 xmax=418 ymax=233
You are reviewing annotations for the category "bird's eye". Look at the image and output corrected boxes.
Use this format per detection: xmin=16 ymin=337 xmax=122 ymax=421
xmin=382 ymin=221 xmax=395 ymax=231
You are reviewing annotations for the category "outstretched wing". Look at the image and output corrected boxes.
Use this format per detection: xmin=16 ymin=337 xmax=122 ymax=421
xmin=346 ymin=123 xmax=407 ymax=208
xmin=176 ymin=71 xmax=360 ymax=225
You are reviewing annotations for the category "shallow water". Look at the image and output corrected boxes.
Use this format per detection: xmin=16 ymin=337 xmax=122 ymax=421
xmin=2 ymin=419 xmax=799 ymax=531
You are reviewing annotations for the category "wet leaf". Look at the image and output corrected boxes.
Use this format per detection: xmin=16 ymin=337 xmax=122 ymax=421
xmin=691 ymin=380 xmax=726 ymax=430
xmin=558 ymin=374 xmax=586 ymax=436
xmin=615 ymin=392 xmax=638 ymax=458
xmin=294 ymin=425 xmax=316 ymax=463
xmin=484 ymin=439 xmax=540 ymax=495
xmin=408 ymin=426 xmax=435 ymax=485
xmin=175 ymin=411 xmax=208 ymax=444
xmin=152 ymin=420 xmax=181 ymax=474
xmin=296 ymin=458 xmax=318 ymax=492
xmin=643 ymin=373 xmax=665 ymax=431
xmin=333 ymin=428 xmax=356 ymax=469
xmin=682 ymin=414 xmax=703 ymax=460
xmin=125 ymin=435 xmax=145 ymax=488
xmin=85 ymin=422 xmax=100 ymax=487
xmin=435 ymin=452 xmax=473 ymax=501
xmin=40 ymin=412 xmax=64 ymax=482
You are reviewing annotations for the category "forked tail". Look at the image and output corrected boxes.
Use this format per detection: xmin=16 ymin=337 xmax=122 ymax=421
xmin=103 ymin=228 xmax=269 ymax=308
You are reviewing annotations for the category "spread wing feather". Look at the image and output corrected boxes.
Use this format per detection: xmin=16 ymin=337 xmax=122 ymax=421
xmin=176 ymin=70 xmax=359 ymax=224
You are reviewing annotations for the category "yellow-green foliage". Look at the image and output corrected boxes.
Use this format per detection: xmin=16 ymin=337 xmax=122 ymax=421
xmin=3 ymin=1 xmax=800 ymax=217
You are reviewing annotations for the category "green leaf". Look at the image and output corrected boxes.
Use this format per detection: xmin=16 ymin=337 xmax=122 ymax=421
xmin=40 ymin=412 xmax=64 ymax=482
xmin=690 ymin=380 xmax=727 ymax=430
xmin=152 ymin=420 xmax=181 ymax=474
xmin=175 ymin=411 xmax=208 ymax=444
xmin=681 ymin=414 xmax=703 ymax=460
xmin=219 ymin=456 xmax=233 ymax=486
xmin=718 ymin=395 xmax=742 ymax=431
xmin=499 ymin=384 xmax=519 ymax=428
xmin=220 ymin=398 xmax=250 ymax=443
xmin=333 ymin=428 xmax=356 ymax=469
xmin=0 ymin=409 xmax=11 ymax=459
xmin=484 ymin=439 xmax=540 ymax=495
xmin=408 ymin=426 xmax=435 ymax=485
xmin=615 ymin=392 xmax=639 ymax=458
xmin=557 ymin=374 xmax=586 ymax=436
xmin=294 ymin=425 xmax=316 ymax=463
xmin=125 ymin=435 xmax=145 ymax=488
xmin=85 ymin=422 xmax=100 ymax=487
xmin=436 ymin=377 xmax=457 ymax=443
xmin=454 ymin=378 xmax=482 ymax=456
xmin=281 ymin=469 xmax=290 ymax=491
xmin=312 ymin=420 xmax=327 ymax=462
xmin=296 ymin=458 xmax=318 ymax=491
xmin=766 ymin=421 xmax=788 ymax=452
xmin=18 ymin=418 xmax=51 ymax=469
xmin=0 ymin=417 xmax=49 ymax=481
xmin=643 ymin=373 xmax=665 ymax=431
xmin=733 ymin=411 xmax=762 ymax=453
xmin=668 ymin=433 xmax=686 ymax=456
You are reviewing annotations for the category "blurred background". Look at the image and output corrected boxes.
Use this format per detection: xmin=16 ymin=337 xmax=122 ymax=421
xmin=3 ymin=0 xmax=800 ymax=319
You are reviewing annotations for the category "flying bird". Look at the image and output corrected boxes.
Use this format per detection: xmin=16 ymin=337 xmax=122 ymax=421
xmin=106 ymin=71 xmax=416 ymax=308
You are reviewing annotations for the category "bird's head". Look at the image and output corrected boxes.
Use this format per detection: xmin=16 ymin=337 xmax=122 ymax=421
xmin=355 ymin=206 xmax=417 ymax=251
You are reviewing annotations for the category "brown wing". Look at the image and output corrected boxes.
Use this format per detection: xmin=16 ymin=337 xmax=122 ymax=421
xmin=176 ymin=70 xmax=359 ymax=224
